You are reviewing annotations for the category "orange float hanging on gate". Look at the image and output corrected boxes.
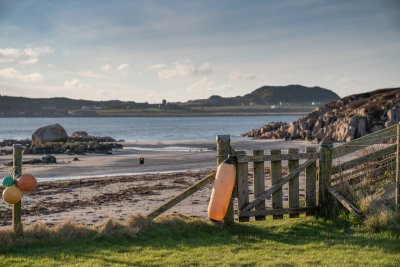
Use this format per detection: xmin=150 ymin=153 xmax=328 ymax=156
xmin=17 ymin=174 xmax=38 ymax=193
xmin=207 ymin=155 xmax=236 ymax=222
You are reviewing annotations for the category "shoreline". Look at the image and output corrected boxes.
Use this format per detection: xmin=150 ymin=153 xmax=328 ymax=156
xmin=36 ymin=168 xmax=209 ymax=182
xmin=0 ymin=111 xmax=310 ymax=118
xmin=0 ymin=138 xmax=315 ymax=181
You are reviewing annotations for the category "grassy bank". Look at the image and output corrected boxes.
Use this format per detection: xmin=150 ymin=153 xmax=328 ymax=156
xmin=88 ymin=105 xmax=315 ymax=117
xmin=0 ymin=215 xmax=399 ymax=266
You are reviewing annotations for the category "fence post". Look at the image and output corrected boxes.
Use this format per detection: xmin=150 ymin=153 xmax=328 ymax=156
xmin=396 ymin=124 xmax=400 ymax=214
xmin=318 ymin=142 xmax=336 ymax=219
xmin=216 ymin=135 xmax=234 ymax=225
xmin=12 ymin=144 xmax=23 ymax=234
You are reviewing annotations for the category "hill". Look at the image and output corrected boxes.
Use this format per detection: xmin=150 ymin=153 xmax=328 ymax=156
xmin=188 ymin=85 xmax=339 ymax=106
xmin=242 ymin=87 xmax=400 ymax=142
xmin=0 ymin=84 xmax=338 ymax=117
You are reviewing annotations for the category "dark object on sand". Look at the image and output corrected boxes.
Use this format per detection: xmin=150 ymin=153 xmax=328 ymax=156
xmin=73 ymin=157 xmax=79 ymax=161
xmin=139 ymin=157 xmax=144 ymax=164
xmin=42 ymin=154 xmax=57 ymax=164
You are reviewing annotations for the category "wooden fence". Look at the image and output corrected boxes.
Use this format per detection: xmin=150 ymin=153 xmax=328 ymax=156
xmin=150 ymin=124 xmax=400 ymax=224
xmin=328 ymin=124 xmax=400 ymax=217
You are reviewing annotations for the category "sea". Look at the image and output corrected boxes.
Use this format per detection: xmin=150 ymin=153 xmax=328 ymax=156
xmin=0 ymin=116 xmax=298 ymax=142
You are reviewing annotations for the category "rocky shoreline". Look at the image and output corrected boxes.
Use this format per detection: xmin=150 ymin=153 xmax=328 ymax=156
xmin=0 ymin=125 xmax=123 ymax=157
xmin=242 ymin=88 xmax=400 ymax=142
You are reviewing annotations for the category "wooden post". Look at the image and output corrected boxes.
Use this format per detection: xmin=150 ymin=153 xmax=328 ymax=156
xmin=288 ymin=148 xmax=299 ymax=218
xmin=396 ymin=124 xmax=400 ymax=214
xmin=327 ymin=186 xmax=361 ymax=218
xmin=318 ymin=142 xmax=336 ymax=219
xmin=253 ymin=150 xmax=265 ymax=220
xmin=12 ymin=144 xmax=23 ymax=234
xmin=216 ymin=135 xmax=234 ymax=225
xmin=305 ymin=147 xmax=317 ymax=216
xmin=236 ymin=151 xmax=249 ymax=222
xmin=271 ymin=149 xmax=283 ymax=219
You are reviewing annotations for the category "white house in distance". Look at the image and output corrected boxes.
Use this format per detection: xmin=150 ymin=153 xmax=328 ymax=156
xmin=81 ymin=105 xmax=103 ymax=110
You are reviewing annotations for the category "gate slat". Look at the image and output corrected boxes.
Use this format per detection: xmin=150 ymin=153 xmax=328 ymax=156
xmin=288 ymin=148 xmax=299 ymax=218
xmin=253 ymin=150 xmax=265 ymax=220
xmin=236 ymin=151 xmax=250 ymax=222
xmin=305 ymin=147 xmax=317 ymax=216
xmin=271 ymin=149 xmax=283 ymax=219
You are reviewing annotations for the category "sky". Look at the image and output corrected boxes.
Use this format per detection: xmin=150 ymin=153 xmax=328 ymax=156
xmin=0 ymin=0 xmax=399 ymax=103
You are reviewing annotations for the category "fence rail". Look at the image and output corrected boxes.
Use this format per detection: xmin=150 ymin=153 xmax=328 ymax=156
xmin=332 ymin=125 xmax=397 ymax=159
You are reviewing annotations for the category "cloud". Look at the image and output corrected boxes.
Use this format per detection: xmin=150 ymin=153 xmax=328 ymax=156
xmin=78 ymin=70 xmax=111 ymax=80
xmin=0 ymin=48 xmax=22 ymax=62
xmin=116 ymin=63 xmax=130 ymax=71
xmin=186 ymin=77 xmax=234 ymax=97
xmin=148 ymin=60 xmax=213 ymax=79
xmin=0 ymin=46 xmax=53 ymax=64
xmin=102 ymin=64 xmax=112 ymax=71
xmin=23 ymin=47 xmax=53 ymax=58
xmin=147 ymin=63 xmax=166 ymax=70
xmin=0 ymin=67 xmax=43 ymax=82
xmin=48 ymin=65 xmax=112 ymax=80
xmin=64 ymin=79 xmax=81 ymax=88
xmin=20 ymin=57 xmax=39 ymax=65
xmin=229 ymin=71 xmax=257 ymax=80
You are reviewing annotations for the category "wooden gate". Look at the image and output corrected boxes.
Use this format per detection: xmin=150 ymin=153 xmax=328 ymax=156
xmin=233 ymin=147 xmax=319 ymax=221
xmin=149 ymin=125 xmax=400 ymax=223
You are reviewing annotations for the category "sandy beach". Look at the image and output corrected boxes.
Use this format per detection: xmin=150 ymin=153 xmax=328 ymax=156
xmin=0 ymin=139 xmax=316 ymax=227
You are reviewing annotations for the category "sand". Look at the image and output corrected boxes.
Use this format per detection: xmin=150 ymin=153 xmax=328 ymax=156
xmin=0 ymin=139 xmax=315 ymax=227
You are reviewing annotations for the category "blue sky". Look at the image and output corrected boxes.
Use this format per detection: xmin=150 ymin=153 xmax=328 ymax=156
xmin=0 ymin=0 xmax=399 ymax=103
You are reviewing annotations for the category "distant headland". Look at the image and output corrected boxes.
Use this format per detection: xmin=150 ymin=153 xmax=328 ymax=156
xmin=0 ymin=84 xmax=339 ymax=117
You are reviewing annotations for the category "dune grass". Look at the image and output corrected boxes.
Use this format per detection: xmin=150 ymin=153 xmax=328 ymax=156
xmin=0 ymin=215 xmax=399 ymax=267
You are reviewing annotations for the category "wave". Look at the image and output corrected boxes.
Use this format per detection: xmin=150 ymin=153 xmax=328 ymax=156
xmin=37 ymin=169 xmax=205 ymax=182
xmin=123 ymin=146 xmax=211 ymax=152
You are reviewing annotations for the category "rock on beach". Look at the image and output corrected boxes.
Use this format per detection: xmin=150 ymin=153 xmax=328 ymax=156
xmin=32 ymin=123 xmax=68 ymax=146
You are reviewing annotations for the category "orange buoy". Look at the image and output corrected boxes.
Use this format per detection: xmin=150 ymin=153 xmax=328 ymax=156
xmin=207 ymin=155 xmax=236 ymax=222
xmin=2 ymin=186 xmax=22 ymax=204
xmin=17 ymin=174 xmax=38 ymax=192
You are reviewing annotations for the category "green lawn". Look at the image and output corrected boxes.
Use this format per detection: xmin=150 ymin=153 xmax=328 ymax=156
xmin=0 ymin=216 xmax=399 ymax=267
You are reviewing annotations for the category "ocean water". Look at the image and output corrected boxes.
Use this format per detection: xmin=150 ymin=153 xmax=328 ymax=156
xmin=0 ymin=116 xmax=298 ymax=142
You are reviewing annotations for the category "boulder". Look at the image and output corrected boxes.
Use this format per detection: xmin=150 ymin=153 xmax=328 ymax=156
xmin=32 ymin=124 xmax=68 ymax=146
xmin=356 ymin=116 xmax=368 ymax=138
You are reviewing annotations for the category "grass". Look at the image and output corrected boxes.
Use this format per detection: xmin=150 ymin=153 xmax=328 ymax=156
xmin=0 ymin=215 xmax=399 ymax=267
xmin=88 ymin=105 xmax=314 ymax=117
